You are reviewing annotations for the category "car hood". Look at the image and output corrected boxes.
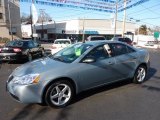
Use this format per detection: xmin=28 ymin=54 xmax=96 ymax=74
xmin=12 ymin=57 xmax=67 ymax=76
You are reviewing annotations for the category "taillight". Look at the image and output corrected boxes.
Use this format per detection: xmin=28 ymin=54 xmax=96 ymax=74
xmin=13 ymin=48 xmax=21 ymax=52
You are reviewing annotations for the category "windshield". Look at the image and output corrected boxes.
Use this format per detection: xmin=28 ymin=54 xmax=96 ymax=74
xmin=50 ymin=43 xmax=92 ymax=63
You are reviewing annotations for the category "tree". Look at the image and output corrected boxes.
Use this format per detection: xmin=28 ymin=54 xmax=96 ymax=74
xmin=21 ymin=13 xmax=31 ymax=23
xmin=37 ymin=11 xmax=52 ymax=23
xmin=139 ymin=25 xmax=147 ymax=35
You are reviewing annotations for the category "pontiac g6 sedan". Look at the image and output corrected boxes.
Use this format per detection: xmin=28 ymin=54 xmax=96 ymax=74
xmin=6 ymin=41 xmax=150 ymax=108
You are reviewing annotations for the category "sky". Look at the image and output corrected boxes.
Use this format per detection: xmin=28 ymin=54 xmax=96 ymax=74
xmin=20 ymin=0 xmax=160 ymax=28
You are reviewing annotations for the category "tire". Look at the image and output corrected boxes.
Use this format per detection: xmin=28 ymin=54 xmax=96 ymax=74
xmin=133 ymin=65 xmax=147 ymax=84
xmin=45 ymin=80 xmax=74 ymax=108
xmin=27 ymin=53 xmax=32 ymax=61
xmin=41 ymin=49 xmax=45 ymax=57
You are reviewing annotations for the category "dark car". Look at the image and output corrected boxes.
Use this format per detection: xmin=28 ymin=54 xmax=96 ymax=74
xmin=0 ymin=40 xmax=45 ymax=61
xmin=111 ymin=37 xmax=133 ymax=46
xmin=87 ymin=36 xmax=106 ymax=41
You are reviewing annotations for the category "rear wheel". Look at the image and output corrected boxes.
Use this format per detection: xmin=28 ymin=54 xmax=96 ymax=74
xmin=133 ymin=65 xmax=147 ymax=84
xmin=45 ymin=80 xmax=74 ymax=108
xmin=41 ymin=49 xmax=45 ymax=57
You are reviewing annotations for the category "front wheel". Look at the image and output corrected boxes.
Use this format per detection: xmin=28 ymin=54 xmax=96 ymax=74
xmin=133 ymin=65 xmax=147 ymax=84
xmin=45 ymin=80 xmax=74 ymax=108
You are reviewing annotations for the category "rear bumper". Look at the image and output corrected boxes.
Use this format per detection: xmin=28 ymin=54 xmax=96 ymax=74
xmin=0 ymin=53 xmax=26 ymax=61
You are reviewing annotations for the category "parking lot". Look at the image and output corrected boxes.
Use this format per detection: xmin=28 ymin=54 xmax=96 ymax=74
xmin=0 ymin=48 xmax=160 ymax=120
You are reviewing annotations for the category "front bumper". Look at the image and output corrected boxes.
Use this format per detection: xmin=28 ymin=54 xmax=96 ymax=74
xmin=6 ymin=77 xmax=42 ymax=103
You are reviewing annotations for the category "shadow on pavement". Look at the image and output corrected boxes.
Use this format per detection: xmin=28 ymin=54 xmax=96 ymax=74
xmin=146 ymin=67 xmax=157 ymax=80
xmin=72 ymin=79 xmax=132 ymax=106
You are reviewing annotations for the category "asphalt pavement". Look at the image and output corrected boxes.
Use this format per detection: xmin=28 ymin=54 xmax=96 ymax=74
xmin=0 ymin=48 xmax=160 ymax=120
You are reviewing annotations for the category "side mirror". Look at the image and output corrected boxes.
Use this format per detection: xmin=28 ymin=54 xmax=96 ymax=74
xmin=82 ymin=57 xmax=96 ymax=63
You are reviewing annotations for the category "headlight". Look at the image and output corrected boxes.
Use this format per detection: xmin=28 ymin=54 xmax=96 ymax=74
xmin=12 ymin=74 xmax=40 ymax=85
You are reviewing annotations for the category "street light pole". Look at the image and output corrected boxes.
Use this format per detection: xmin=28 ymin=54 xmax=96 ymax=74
xmin=122 ymin=0 xmax=126 ymax=37
xmin=39 ymin=9 xmax=45 ymax=40
xmin=82 ymin=18 xmax=85 ymax=43
xmin=8 ymin=0 xmax=13 ymax=40
xmin=114 ymin=0 xmax=118 ymax=37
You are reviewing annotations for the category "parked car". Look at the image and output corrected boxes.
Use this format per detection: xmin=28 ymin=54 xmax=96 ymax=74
xmin=51 ymin=39 xmax=72 ymax=54
xmin=0 ymin=40 xmax=44 ymax=61
xmin=6 ymin=41 xmax=150 ymax=108
xmin=111 ymin=37 xmax=133 ymax=46
xmin=86 ymin=35 xmax=106 ymax=41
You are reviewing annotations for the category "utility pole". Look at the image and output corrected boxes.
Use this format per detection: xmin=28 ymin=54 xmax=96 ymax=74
xmin=39 ymin=9 xmax=45 ymax=40
xmin=30 ymin=6 xmax=34 ymax=39
xmin=8 ymin=0 xmax=13 ymax=40
xmin=114 ymin=0 xmax=118 ymax=37
xmin=122 ymin=0 xmax=126 ymax=37
xmin=82 ymin=18 xmax=85 ymax=43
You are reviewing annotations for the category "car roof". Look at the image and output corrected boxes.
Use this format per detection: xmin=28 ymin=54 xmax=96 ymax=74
xmin=84 ymin=40 xmax=124 ymax=46
xmin=54 ymin=39 xmax=71 ymax=41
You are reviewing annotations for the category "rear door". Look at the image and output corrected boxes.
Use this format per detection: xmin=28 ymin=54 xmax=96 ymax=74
xmin=109 ymin=43 xmax=138 ymax=79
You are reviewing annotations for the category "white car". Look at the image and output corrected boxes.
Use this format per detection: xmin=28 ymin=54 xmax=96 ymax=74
xmin=51 ymin=39 xmax=72 ymax=54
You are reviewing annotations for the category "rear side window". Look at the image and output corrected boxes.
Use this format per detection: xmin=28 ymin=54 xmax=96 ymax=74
xmin=109 ymin=43 xmax=135 ymax=56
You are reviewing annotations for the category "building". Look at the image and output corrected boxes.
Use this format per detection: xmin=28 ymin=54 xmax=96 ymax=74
xmin=0 ymin=0 xmax=21 ymax=40
xmin=34 ymin=19 xmax=136 ymax=42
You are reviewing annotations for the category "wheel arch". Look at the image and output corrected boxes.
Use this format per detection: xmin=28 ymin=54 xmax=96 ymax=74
xmin=41 ymin=77 xmax=77 ymax=104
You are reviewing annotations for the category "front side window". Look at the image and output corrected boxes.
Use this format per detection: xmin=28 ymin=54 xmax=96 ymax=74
xmin=84 ymin=45 xmax=110 ymax=61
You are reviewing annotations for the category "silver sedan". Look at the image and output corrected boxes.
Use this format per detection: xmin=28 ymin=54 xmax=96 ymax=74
xmin=6 ymin=41 xmax=150 ymax=108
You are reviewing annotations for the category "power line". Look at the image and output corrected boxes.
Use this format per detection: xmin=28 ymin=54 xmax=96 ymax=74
xmin=127 ymin=2 xmax=160 ymax=16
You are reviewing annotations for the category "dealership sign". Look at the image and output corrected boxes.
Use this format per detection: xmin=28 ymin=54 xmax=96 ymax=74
xmin=20 ymin=0 xmax=150 ymax=13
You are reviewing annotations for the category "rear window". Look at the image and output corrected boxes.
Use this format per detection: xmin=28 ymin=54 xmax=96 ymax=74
xmin=5 ymin=41 xmax=24 ymax=47
xmin=90 ymin=37 xmax=105 ymax=41
xmin=54 ymin=40 xmax=71 ymax=44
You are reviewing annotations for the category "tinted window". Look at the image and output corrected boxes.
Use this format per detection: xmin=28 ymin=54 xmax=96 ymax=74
xmin=91 ymin=37 xmax=105 ymax=41
xmin=109 ymin=43 xmax=135 ymax=56
xmin=28 ymin=41 xmax=34 ymax=48
xmin=125 ymin=38 xmax=132 ymax=42
xmin=85 ymin=45 xmax=109 ymax=60
xmin=109 ymin=43 xmax=128 ymax=56
xmin=5 ymin=41 xmax=23 ymax=47
xmin=118 ymin=38 xmax=125 ymax=42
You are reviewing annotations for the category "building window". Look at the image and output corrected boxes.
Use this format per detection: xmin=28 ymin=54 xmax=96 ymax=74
xmin=0 ymin=13 xmax=3 ymax=19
